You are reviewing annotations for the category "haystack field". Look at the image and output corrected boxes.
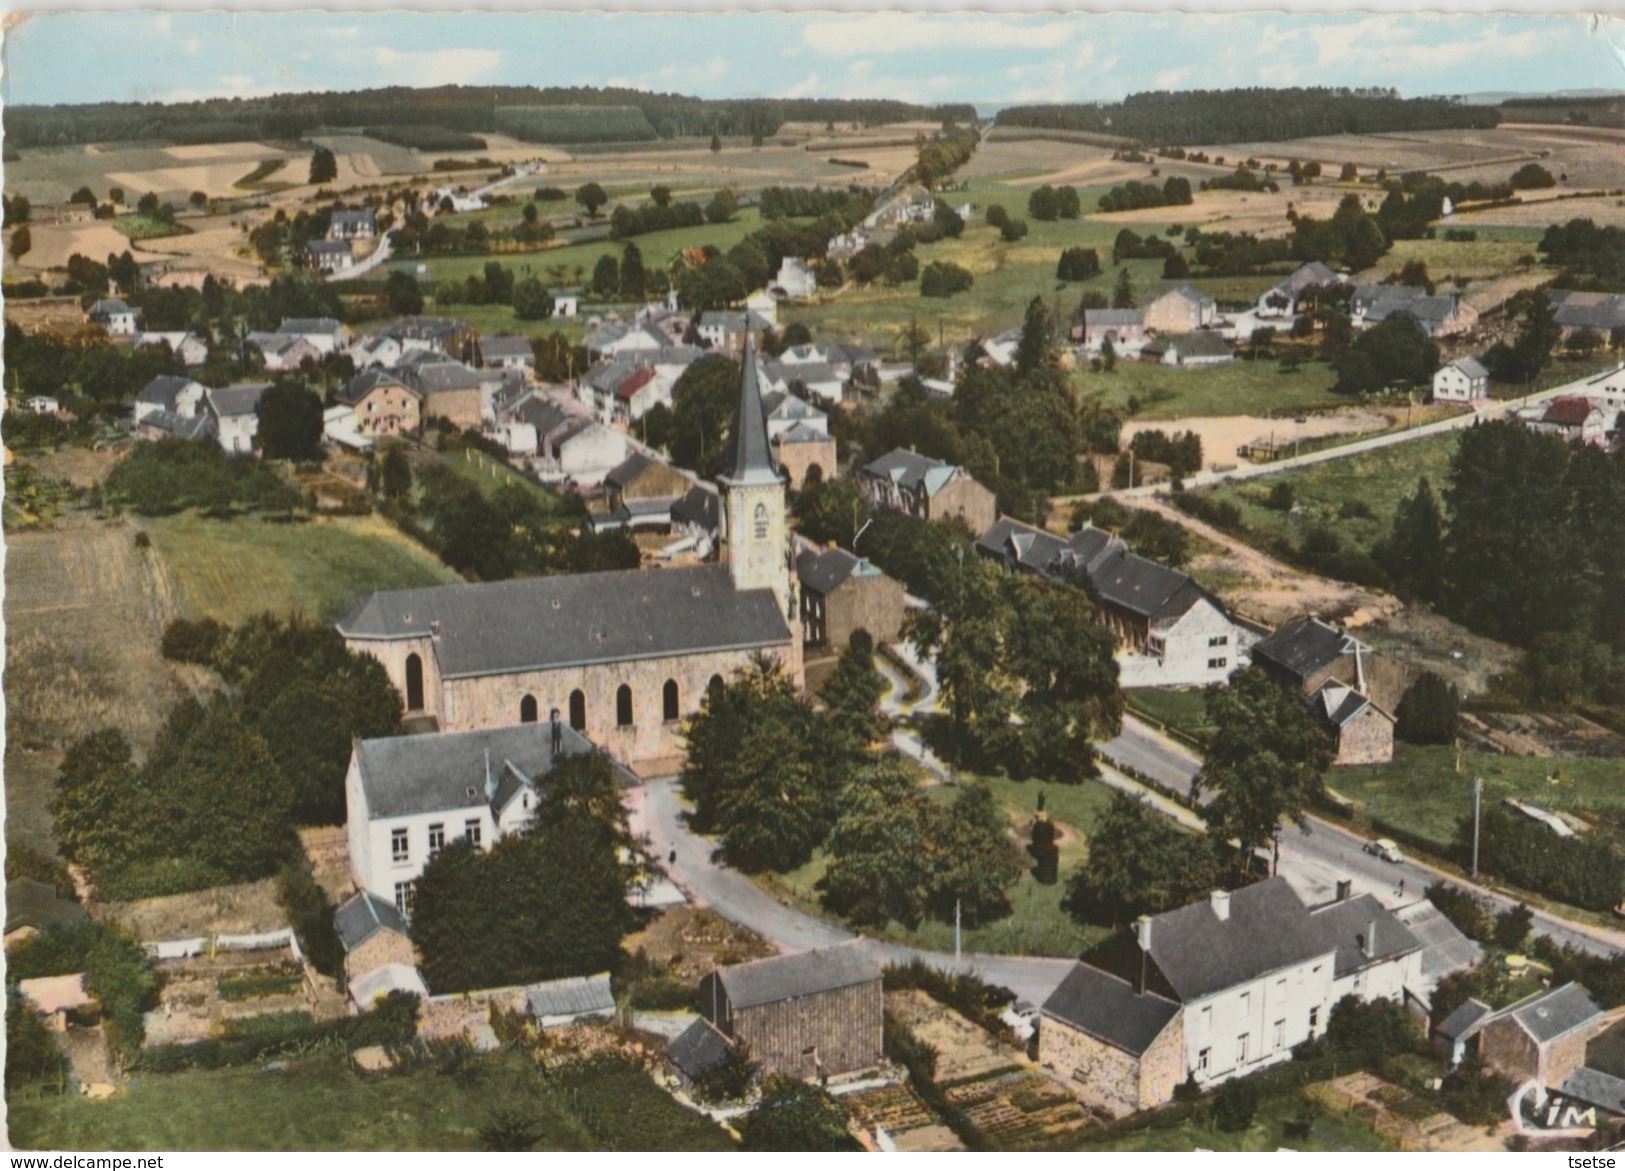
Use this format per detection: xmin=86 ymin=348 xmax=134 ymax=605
xmin=1089 ymin=184 xmax=1353 ymax=238
xmin=13 ymin=220 xmax=167 ymax=270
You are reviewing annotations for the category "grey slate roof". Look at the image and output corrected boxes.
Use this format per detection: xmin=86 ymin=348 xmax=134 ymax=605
xmin=667 ymin=1018 xmax=734 ymax=1080
xmin=479 ymin=336 xmax=534 ymax=362
xmin=1310 ymin=892 xmax=1422 ymax=979
xmin=1042 ymin=962 xmax=1180 ymax=1056
xmin=5 ymin=877 xmax=87 ymax=936
xmin=861 ymin=448 xmax=962 ymax=498
xmin=1436 ymin=998 xmax=1493 ymax=1043
xmin=401 ymin=359 xmax=482 ymax=395
xmin=207 ymin=383 xmax=271 ymax=419
xmin=720 ymin=337 xmax=779 ymax=486
xmin=715 ymin=941 xmax=880 ymax=1010
xmin=1140 ymin=878 xmax=1335 ymax=1002
xmin=525 ymin=972 xmax=615 ymax=1021
xmin=305 ymin=240 xmax=352 ymax=256
xmin=796 ymin=547 xmax=883 ymax=596
xmin=139 ymin=409 xmax=211 ymax=440
xmin=1507 ymin=983 xmax=1603 ymax=1045
xmin=352 ymin=720 xmax=591 ymax=821
xmin=1559 ymin=1067 xmax=1625 ymax=1118
xmin=381 ymin=316 xmax=463 ymax=343
xmin=978 ymin=518 xmax=1124 ymax=584
xmin=137 ymin=374 xmax=203 ymax=410
xmin=337 ymin=369 xmax=416 ymax=406
xmin=1447 ymin=356 xmax=1489 ymax=379
xmin=775 ymin=421 xmax=830 ymax=446
xmin=336 ymin=564 xmax=790 ymax=680
xmin=333 ymin=891 xmax=409 ymax=952
xmin=672 ymin=485 xmax=720 ymax=531
xmin=1081 ymin=308 xmax=1143 ymax=328
xmin=1312 ymin=680 xmax=1376 ymax=729
xmin=1251 ymin=617 xmax=1355 ymax=685
xmin=1089 ymin=548 xmax=1206 ymax=623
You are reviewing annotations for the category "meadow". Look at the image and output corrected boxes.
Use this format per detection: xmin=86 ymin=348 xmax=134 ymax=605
xmin=137 ymin=511 xmax=459 ymax=626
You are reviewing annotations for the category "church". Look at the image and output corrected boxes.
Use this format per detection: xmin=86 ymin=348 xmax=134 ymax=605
xmin=336 ymin=341 xmax=803 ymax=768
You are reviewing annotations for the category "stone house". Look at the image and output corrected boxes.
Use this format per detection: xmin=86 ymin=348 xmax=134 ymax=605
xmin=1251 ymin=616 xmax=1401 ymax=764
xmin=344 ymin=719 xmax=595 ymax=911
xmin=700 ymin=941 xmax=883 ymax=1079
xmin=247 ymin=332 xmax=322 ymax=373
xmin=795 ymin=545 xmax=906 ymax=651
xmin=334 ymin=370 xmax=422 ymax=438
xmin=280 ymin=317 xmax=348 ymax=355
xmin=379 ymin=316 xmax=468 ymax=357
xmin=1143 ymin=285 xmax=1217 ymax=334
xmin=397 ymin=353 xmax=484 ymax=432
xmin=1350 ymin=285 xmax=1478 ymax=338
xmin=599 ymin=451 xmax=692 ymax=532
xmin=333 ymin=890 xmax=416 ymax=986
xmin=1477 ymin=984 xmax=1606 ymax=1091
xmin=134 ymin=375 xmax=207 ymax=426
xmin=349 ymin=333 xmax=406 ymax=371
xmin=773 ymin=422 xmax=836 ymax=491
xmin=509 ymin=394 xmax=627 ymax=486
xmin=856 ymin=448 xmax=997 ymax=536
xmin=134 ymin=330 xmax=209 ymax=367
xmin=1431 ymin=357 xmax=1490 ymax=404
xmin=1041 ymin=879 xmax=1423 ymax=1115
xmin=328 ymin=208 xmax=378 ymax=241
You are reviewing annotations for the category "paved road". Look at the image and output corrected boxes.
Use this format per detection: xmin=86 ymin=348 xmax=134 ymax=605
xmin=629 ymin=779 xmax=1076 ymax=1007
xmin=1115 ymin=368 xmax=1604 ymax=497
xmin=1101 ymin=716 xmax=1625 ymax=958
xmin=327 ymin=229 xmax=394 ymax=283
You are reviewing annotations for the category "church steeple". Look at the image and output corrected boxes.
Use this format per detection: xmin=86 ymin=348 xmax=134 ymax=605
xmin=720 ymin=336 xmax=779 ymax=485
xmin=719 ymin=337 xmax=792 ymax=621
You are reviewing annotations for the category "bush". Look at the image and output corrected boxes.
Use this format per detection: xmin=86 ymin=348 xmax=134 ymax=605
xmin=1469 ymin=806 xmax=1625 ymax=912
xmin=160 ymin=616 xmax=228 ymax=666
xmin=1493 ymin=902 xmax=1534 ymax=952
xmin=1425 ymin=882 xmax=1495 ymax=943
xmin=920 ymin=260 xmax=974 ymax=298
xmin=7 ymin=920 xmax=158 ymax=1058
xmin=1212 ymin=1077 xmax=1260 ymax=1131
xmin=1395 ymin=673 xmax=1460 ymax=745
xmin=277 ymin=858 xmax=344 ymax=979
xmin=882 ymin=960 xmax=1013 ymax=1036
xmin=1265 ymin=481 xmax=1295 ymax=511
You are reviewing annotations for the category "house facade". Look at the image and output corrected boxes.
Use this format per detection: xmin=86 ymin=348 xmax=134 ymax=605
xmin=88 ymin=298 xmax=140 ymax=335
xmin=1076 ymin=308 xmax=1147 ymax=355
xmin=336 ymin=371 xmax=422 ymax=437
xmin=344 ymin=720 xmax=593 ymax=911
xmin=1524 ymin=396 xmax=1612 ymax=448
xmin=856 ymin=448 xmax=997 ymax=536
xmin=1477 ymin=984 xmax=1606 ymax=1092
xmin=1251 ymin=616 xmax=1399 ymax=765
xmin=333 ymin=891 xmax=416 ymax=986
xmin=1432 ymin=357 xmax=1490 ymax=404
xmin=204 ymin=383 xmax=270 ymax=455
xmin=700 ymin=942 xmax=884 ymax=1079
xmin=1143 ymin=286 xmax=1217 ymax=334
xmin=1040 ymin=880 xmax=1423 ymax=1116
xmin=795 ymin=545 xmax=906 ymax=651
xmin=305 ymin=240 xmax=355 ymax=273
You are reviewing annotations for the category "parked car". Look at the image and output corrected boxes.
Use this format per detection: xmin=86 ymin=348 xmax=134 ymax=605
xmin=1363 ymin=838 xmax=1404 ymax=864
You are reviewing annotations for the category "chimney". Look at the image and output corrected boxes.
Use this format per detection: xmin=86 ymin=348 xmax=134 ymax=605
xmin=1335 ymin=878 xmax=1353 ymax=902
xmin=1134 ymin=916 xmax=1153 ymax=996
xmin=1362 ymin=920 xmax=1377 ymax=960
xmin=1210 ymin=890 xmax=1231 ymax=921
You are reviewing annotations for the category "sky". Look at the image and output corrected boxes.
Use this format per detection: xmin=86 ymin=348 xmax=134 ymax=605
xmin=4 ymin=10 xmax=1625 ymax=110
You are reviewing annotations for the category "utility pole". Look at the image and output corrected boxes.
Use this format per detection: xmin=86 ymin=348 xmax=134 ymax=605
xmin=1471 ymin=777 xmax=1484 ymax=879
xmin=954 ymin=898 xmax=962 ymax=964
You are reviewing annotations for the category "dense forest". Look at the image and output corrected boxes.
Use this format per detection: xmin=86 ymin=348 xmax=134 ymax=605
xmin=996 ymin=87 xmax=1499 ymax=145
xmin=4 ymin=86 xmax=976 ymax=149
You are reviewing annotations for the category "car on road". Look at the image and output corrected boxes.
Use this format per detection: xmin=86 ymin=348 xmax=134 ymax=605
xmin=1363 ymin=838 xmax=1405 ymax=864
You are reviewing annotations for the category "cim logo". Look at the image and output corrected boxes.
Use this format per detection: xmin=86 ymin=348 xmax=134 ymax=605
xmin=1508 ymin=1080 xmax=1599 ymax=1137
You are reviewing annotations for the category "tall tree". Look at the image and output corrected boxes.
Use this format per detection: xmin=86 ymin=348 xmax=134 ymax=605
xmin=1378 ymin=476 xmax=1445 ymax=603
xmin=619 ymin=242 xmax=647 ymax=300
xmin=1067 ymin=791 xmax=1219 ymax=927
xmin=308 ymin=147 xmax=338 ymax=185
xmin=668 ymin=354 xmax=739 ymax=475
xmin=1200 ymin=666 xmax=1333 ymax=874
xmin=1013 ymin=296 xmax=1056 ymax=377
xmin=930 ymin=782 xmax=1026 ymax=924
xmin=256 ymin=380 xmax=325 ymax=462
xmin=1111 ymin=268 xmax=1136 ymax=309
xmin=575 ymin=183 xmax=608 ymax=217
xmin=820 ymin=758 xmax=935 ymax=928
xmin=817 ymin=629 xmax=889 ymax=754
xmin=737 ymin=1076 xmax=861 ymax=1152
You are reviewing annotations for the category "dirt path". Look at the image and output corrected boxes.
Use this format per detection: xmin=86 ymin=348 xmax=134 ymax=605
xmin=1115 ymin=494 xmax=1399 ymax=630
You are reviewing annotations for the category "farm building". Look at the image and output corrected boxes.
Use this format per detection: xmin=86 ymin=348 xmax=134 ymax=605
xmin=525 ymin=973 xmax=616 ymax=1029
xmin=1431 ymin=357 xmax=1490 ymax=404
xmin=699 ymin=941 xmax=884 ymax=1080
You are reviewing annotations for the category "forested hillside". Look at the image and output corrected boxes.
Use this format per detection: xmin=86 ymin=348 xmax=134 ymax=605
xmin=997 ymin=87 xmax=1499 ymax=145
xmin=4 ymin=86 xmax=976 ymax=149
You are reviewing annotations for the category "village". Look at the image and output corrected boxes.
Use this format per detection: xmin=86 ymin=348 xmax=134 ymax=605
xmin=5 ymin=20 xmax=1625 ymax=1155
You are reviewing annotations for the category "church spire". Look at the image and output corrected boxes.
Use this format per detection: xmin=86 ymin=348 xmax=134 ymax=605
xmin=720 ymin=335 xmax=779 ymax=486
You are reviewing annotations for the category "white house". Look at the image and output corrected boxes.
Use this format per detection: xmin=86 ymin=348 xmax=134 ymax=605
xmin=1432 ymin=357 xmax=1490 ymax=404
xmin=1038 ymin=878 xmax=1424 ymax=1117
xmin=204 ymin=383 xmax=271 ymax=455
xmin=1581 ymin=363 xmax=1625 ymax=417
xmin=135 ymin=331 xmax=209 ymax=367
xmin=304 ymin=240 xmax=355 ymax=273
xmin=247 ymin=332 xmax=322 ymax=373
xmin=551 ymin=295 xmax=580 ymax=320
xmin=328 ymin=209 xmax=378 ymax=241
xmin=760 ymin=389 xmax=827 ymax=442
xmin=745 ymin=289 xmax=779 ymax=327
xmin=1255 ymin=261 xmax=1347 ymax=319
xmin=21 ymin=396 xmax=60 ymax=415
xmin=133 ymin=375 xmax=207 ymax=425
xmin=280 ymin=317 xmax=348 ymax=356
xmin=477 ymin=336 xmax=535 ymax=374
xmin=1523 ymin=396 xmax=1613 ymax=448
xmin=345 ymin=720 xmax=596 ymax=914
xmin=349 ymin=333 xmax=406 ymax=371
xmin=88 ymin=298 xmax=140 ymax=336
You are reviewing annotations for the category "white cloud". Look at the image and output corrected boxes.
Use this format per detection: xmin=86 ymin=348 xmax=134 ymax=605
xmin=183 ymin=37 xmax=202 ymax=56
xmin=801 ymin=14 xmax=1074 ymax=57
xmin=783 ymin=73 xmax=823 ymax=99
xmin=1155 ymin=68 xmax=1191 ymax=89
xmin=1073 ymin=42 xmax=1096 ymax=70
xmin=848 ymin=59 xmax=874 ymax=78
xmin=373 ymin=47 xmax=503 ymax=87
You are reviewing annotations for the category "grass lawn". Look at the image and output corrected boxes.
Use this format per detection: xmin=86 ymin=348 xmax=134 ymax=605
xmin=113 ymin=214 xmax=192 ymax=241
xmin=6 ymin=1049 xmax=733 ymax=1152
xmin=1329 ymin=744 xmax=1625 ymax=853
xmin=140 ymin=511 xmax=459 ymax=626
xmin=1125 ymin=688 xmax=1214 ymax=747
xmin=442 ymin=448 xmax=573 ymax=514
xmin=1376 ymin=226 xmax=1548 ymax=283
xmin=1072 ymin=1088 xmax=1392 ymax=1152
xmin=401 ymin=206 xmax=766 ymax=287
xmin=756 ymin=772 xmax=1116 ymax=958
xmin=1074 ymin=358 xmax=1346 ymax=420
xmin=1193 ymin=429 xmax=1463 ymax=560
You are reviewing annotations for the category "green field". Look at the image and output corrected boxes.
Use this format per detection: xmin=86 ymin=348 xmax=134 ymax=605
xmin=442 ymin=448 xmax=574 ymax=513
xmin=402 ymin=206 xmax=766 ymax=288
xmin=1075 ymin=357 xmax=1346 ymax=420
xmin=6 ymin=1049 xmax=733 ymax=1152
xmin=757 ymin=771 xmax=1116 ymax=958
xmin=1329 ymin=744 xmax=1625 ymax=853
xmin=114 ymin=214 xmax=192 ymax=241
xmin=1377 ymin=225 xmax=1549 ymax=283
xmin=140 ymin=512 xmax=459 ymax=625
xmin=1193 ymin=429 xmax=1463 ymax=560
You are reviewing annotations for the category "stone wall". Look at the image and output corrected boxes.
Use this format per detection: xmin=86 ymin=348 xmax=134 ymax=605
xmin=826 ymin=573 xmax=906 ymax=651
xmin=345 ymin=929 xmax=417 ymax=986
xmin=1039 ymin=1015 xmax=1150 ymax=1117
xmin=931 ymin=477 xmax=997 ymax=538
xmin=1138 ymin=1011 xmax=1186 ymax=1110
xmin=775 ymin=436 xmax=836 ymax=491
xmin=423 ymin=387 xmax=481 ymax=432
xmin=1480 ymin=1016 xmax=1540 ymax=1085
xmin=1335 ymin=706 xmax=1394 ymax=766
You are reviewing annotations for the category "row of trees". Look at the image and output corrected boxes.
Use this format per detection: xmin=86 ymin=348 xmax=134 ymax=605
xmin=1096 ymin=177 xmax=1193 ymax=213
xmin=54 ymin=614 xmax=401 ymax=899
